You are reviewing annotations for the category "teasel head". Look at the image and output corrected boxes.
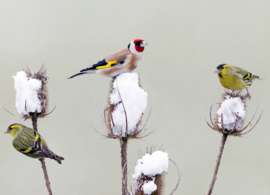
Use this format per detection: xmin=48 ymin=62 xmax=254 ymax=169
xmin=206 ymin=91 xmax=262 ymax=136
xmin=104 ymin=73 xmax=150 ymax=140
xmin=130 ymin=146 xmax=180 ymax=195
xmin=13 ymin=66 xmax=50 ymax=119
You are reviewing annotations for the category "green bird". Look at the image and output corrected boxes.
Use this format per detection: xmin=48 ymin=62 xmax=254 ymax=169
xmin=214 ymin=64 xmax=262 ymax=99
xmin=5 ymin=124 xmax=64 ymax=164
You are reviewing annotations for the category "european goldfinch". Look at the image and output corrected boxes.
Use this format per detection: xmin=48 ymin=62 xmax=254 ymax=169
xmin=214 ymin=64 xmax=262 ymax=99
xmin=68 ymin=39 xmax=147 ymax=78
xmin=5 ymin=124 xmax=64 ymax=164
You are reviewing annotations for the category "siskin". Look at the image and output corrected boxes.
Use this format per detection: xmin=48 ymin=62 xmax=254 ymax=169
xmin=214 ymin=64 xmax=262 ymax=99
xmin=5 ymin=124 xmax=64 ymax=164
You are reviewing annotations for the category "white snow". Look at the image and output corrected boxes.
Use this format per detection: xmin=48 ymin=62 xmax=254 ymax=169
xmin=217 ymin=96 xmax=245 ymax=130
xmin=110 ymin=73 xmax=148 ymax=137
xmin=133 ymin=151 xmax=169 ymax=180
xmin=13 ymin=71 xmax=42 ymax=116
xmin=142 ymin=181 xmax=157 ymax=195
xmin=132 ymin=151 xmax=168 ymax=193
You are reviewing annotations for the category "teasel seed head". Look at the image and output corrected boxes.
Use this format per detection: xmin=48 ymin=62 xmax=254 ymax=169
xmin=13 ymin=66 xmax=49 ymax=119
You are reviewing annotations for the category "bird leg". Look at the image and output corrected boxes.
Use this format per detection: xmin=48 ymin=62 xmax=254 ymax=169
xmin=230 ymin=90 xmax=235 ymax=98
xmin=245 ymin=88 xmax=251 ymax=100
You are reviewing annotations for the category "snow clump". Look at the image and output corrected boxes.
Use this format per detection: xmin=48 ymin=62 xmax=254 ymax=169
xmin=13 ymin=71 xmax=42 ymax=116
xmin=217 ymin=96 xmax=245 ymax=131
xmin=132 ymin=151 xmax=168 ymax=194
xmin=110 ymin=73 xmax=147 ymax=137
xmin=142 ymin=181 xmax=158 ymax=195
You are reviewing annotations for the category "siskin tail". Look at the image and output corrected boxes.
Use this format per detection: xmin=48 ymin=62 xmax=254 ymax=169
xmin=254 ymin=75 xmax=265 ymax=80
xmin=52 ymin=153 xmax=64 ymax=164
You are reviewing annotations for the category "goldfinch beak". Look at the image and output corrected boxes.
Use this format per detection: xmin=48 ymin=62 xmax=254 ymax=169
xmin=141 ymin=42 xmax=148 ymax=47
xmin=4 ymin=129 xmax=9 ymax=134
xmin=214 ymin=69 xmax=220 ymax=74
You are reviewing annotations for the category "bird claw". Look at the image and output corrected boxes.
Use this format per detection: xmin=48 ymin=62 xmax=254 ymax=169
xmin=245 ymin=93 xmax=251 ymax=100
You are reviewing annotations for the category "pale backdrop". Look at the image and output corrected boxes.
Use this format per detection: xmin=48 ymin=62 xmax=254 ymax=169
xmin=0 ymin=0 xmax=270 ymax=194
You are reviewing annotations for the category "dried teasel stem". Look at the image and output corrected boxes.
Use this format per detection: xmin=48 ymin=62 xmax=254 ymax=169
xmin=121 ymin=137 xmax=128 ymax=195
xmin=207 ymin=133 xmax=228 ymax=195
xmin=39 ymin=158 xmax=52 ymax=195
xmin=31 ymin=114 xmax=53 ymax=195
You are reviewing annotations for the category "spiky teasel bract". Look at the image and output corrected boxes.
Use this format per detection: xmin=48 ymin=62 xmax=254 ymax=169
xmin=206 ymin=91 xmax=262 ymax=137
xmin=23 ymin=66 xmax=49 ymax=119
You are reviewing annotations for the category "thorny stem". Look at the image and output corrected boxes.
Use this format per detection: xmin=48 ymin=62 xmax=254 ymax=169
xmin=31 ymin=114 xmax=53 ymax=195
xmin=121 ymin=137 xmax=128 ymax=195
xmin=207 ymin=133 xmax=228 ymax=195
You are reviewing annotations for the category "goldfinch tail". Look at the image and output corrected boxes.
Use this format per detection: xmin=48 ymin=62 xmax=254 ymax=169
xmin=68 ymin=72 xmax=85 ymax=79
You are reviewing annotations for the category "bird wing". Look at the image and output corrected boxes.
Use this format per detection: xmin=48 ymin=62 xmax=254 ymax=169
xmin=13 ymin=128 xmax=53 ymax=159
xmin=234 ymin=66 xmax=253 ymax=80
xmin=13 ymin=127 xmax=35 ymax=152
xmin=80 ymin=48 xmax=131 ymax=72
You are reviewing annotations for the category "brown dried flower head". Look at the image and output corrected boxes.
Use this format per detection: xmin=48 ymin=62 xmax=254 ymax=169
xmin=104 ymin=73 xmax=149 ymax=140
xmin=130 ymin=146 xmax=181 ymax=195
xmin=206 ymin=91 xmax=262 ymax=136
xmin=132 ymin=147 xmax=167 ymax=195
xmin=13 ymin=66 xmax=49 ymax=119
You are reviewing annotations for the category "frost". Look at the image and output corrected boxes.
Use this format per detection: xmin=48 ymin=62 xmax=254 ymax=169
xmin=13 ymin=71 xmax=42 ymax=116
xmin=142 ymin=181 xmax=157 ymax=195
xmin=110 ymin=73 xmax=148 ymax=137
xmin=217 ymin=96 xmax=245 ymax=130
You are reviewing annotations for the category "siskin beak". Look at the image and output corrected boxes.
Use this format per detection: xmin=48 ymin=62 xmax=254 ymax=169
xmin=4 ymin=129 xmax=9 ymax=134
xmin=214 ymin=69 xmax=220 ymax=74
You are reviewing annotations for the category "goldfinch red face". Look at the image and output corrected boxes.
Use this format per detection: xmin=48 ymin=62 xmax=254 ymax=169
xmin=128 ymin=39 xmax=147 ymax=56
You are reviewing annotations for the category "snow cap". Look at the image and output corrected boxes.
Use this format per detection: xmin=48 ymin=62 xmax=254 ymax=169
xmin=13 ymin=67 xmax=48 ymax=118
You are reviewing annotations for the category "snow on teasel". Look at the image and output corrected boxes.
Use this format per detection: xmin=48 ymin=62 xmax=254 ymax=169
xmin=142 ymin=181 xmax=157 ymax=195
xmin=132 ymin=150 xmax=168 ymax=195
xmin=207 ymin=91 xmax=261 ymax=137
xmin=109 ymin=73 xmax=147 ymax=137
xmin=13 ymin=67 xmax=48 ymax=118
xmin=217 ymin=96 xmax=245 ymax=131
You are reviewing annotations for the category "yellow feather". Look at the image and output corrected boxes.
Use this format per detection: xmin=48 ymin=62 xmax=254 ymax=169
xmin=218 ymin=65 xmax=249 ymax=90
xmin=96 ymin=60 xmax=117 ymax=69
xmin=21 ymin=147 xmax=32 ymax=153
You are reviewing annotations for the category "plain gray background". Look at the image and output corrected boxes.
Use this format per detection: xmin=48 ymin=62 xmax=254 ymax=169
xmin=0 ymin=0 xmax=270 ymax=194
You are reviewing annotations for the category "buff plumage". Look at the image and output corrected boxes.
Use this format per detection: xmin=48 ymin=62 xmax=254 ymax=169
xmin=214 ymin=64 xmax=262 ymax=99
xmin=5 ymin=124 xmax=64 ymax=164
xmin=68 ymin=39 xmax=147 ymax=78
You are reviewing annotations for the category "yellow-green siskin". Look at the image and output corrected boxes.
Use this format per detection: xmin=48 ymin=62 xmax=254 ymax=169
xmin=214 ymin=64 xmax=262 ymax=99
xmin=5 ymin=124 xmax=64 ymax=164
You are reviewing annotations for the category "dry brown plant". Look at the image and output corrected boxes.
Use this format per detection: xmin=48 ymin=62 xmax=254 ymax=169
xmin=205 ymin=91 xmax=262 ymax=195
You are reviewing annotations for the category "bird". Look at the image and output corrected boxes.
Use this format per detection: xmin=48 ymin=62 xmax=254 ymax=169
xmin=68 ymin=39 xmax=147 ymax=79
xmin=4 ymin=124 xmax=64 ymax=164
xmin=214 ymin=64 xmax=262 ymax=99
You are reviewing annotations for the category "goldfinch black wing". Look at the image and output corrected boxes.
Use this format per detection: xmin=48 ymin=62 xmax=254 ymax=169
xmin=80 ymin=59 xmax=121 ymax=72
xmin=81 ymin=48 xmax=131 ymax=72
xmin=68 ymin=48 xmax=131 ymax=79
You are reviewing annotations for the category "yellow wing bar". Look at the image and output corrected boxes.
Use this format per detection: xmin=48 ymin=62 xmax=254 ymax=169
xmin=96 ymin=60 xmax=117 ymax=69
